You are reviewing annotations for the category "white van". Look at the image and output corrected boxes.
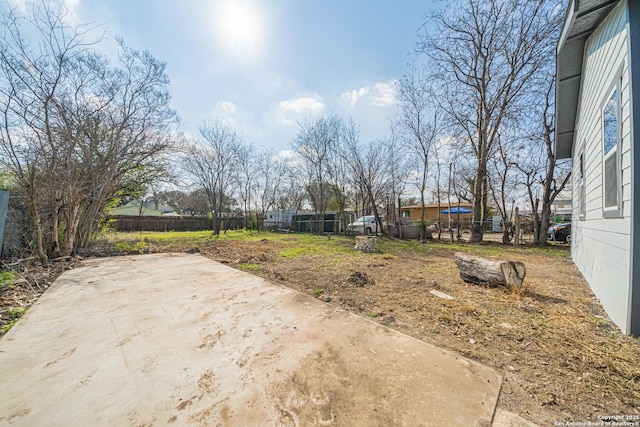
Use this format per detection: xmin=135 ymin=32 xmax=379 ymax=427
xmin=347 ymin=216 xmax=383 ymax=235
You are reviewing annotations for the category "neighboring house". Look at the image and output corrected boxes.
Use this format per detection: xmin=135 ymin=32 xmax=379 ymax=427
xmin=551 ymin=186 xmax=573 ymax=218
xmin=555 ymin=0 xmax=640 ymax=335
xmin=401 ymin=203 xmax=473 ymax=223
xmin=156 ymin=204 xmax=180 ymax=216
xmin=109 ymin=200 xmax=163 ymax=217
xmin=109 ymin=200 xmax=178 ymax=217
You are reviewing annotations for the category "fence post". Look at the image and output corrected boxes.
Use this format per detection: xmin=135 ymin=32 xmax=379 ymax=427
xmin=514 ymin=207 xmax=520 ymax=247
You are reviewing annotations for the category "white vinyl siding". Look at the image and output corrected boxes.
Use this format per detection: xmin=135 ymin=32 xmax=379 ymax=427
xmin=572 ymin=0 xmax=632 ymax=333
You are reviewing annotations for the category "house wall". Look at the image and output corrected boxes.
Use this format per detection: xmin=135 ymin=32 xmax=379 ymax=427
xmin=572 ymin=0 xmax=632 ymax=333
xmin=402 ymin=205 xmax=473 ymax=222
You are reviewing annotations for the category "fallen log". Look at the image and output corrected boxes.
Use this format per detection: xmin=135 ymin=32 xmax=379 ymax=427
xmin=454 ymin=253 xmax=526 ymax=291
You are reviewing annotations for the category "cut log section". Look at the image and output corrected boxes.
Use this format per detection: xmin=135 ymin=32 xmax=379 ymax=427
xmin=354 ymin=236 xmax=378 ymax=253
xmin=454 ymin=253 xmax=526 ymax=291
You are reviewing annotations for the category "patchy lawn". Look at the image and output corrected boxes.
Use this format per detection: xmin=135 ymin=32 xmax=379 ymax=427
xmin=2 ymin=230 xmax=639 ymax=424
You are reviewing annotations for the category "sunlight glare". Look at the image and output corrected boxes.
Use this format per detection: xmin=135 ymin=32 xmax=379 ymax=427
xmin=214 ymin=0 xmax=265 ymax=60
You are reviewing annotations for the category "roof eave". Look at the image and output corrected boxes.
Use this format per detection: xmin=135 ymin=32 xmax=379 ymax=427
xmin=554 ymin=0 xmax=622 ymax=160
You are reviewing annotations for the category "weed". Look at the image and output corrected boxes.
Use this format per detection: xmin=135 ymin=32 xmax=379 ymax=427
xmin=114 ymin=240 xmax=146 ymax=253
xmin=279 ymin=247 xmax=307 ymax=259
xmin=461 ymin=303 xmax=479 ymax=316
xmin=0 ymin=271 xmax=16 ymax=289
xmin=114 ymin=241 xmax=133 ymax=253
xmin=594 ymin=316 xmax=609 ymax=329
xmin=438 ymin=314 xmax=452 ymax=324
xmin=133 ymin=241 xmax=147 ymax=253
xmin=238 ymin=263 xmax=260 ymax=271
xmin=1 ymin=307 xmax=27 ymax=334
xmin=278 ymin=238 xmax=354 ymax=258
xmin=372 ymin=253 xmax=397 ymax=260
xmin=99 ymin=230 xmax=216 ymax=245
xmin=367 ymin=312 xmax=378 ymax=318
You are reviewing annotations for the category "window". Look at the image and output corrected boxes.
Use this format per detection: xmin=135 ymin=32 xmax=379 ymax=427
xmin=579 ymin=151 xmax=586 ymax=220
xmin=602 ymin=84 xmax=621 ymax=217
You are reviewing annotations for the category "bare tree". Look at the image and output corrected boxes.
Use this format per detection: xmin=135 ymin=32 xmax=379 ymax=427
xmin=75 ymin=42 xmax=178 ymax=248
xmin=275 ymin=169 xmax=307 ymax=222
xmin=0 ymin=2 xmax=177 ymax=261
xmin=253 ymin=149 xmax=287 ymax=229
xmin=236 ymin=143 xmax=258 ymax=229
xmin=340 ymin=121 xmax=391 ymax=236
xmin=385 ymin=119 xmax=411 ymax=238
xmin=399 ymin=66 xmax=440 ymax=240
xmin=418 ymin=0 xmax=563 ymax=242
xmin=184 ymin=120 xmax=243 ymax=235
xmin=517 ymin=75 xmax=571 ymax=245
xmin=326 ymin=131 xmax=352 ymax=235
xmin=292 ymin=115 xmax=341 ymax=233
xmin=432 ymin=140 xmax=449 ymax=240
xmin=487 ymin=133 xmax=522 ymax=243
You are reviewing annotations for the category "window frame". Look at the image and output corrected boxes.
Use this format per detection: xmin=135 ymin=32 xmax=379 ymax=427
xmin=579 ymin=149 xmax=586 ymax=220
xmin=602 ymin=73 xmax=623 ymax=218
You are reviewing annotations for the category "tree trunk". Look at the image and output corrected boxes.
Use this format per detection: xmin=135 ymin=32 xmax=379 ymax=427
xmin=470 ymin=162 xmax=486 ymax=243
xmin=28 ymin=188 xmax=49 ymax=267
xmin=397 ymin=195 xmax=403 ymax=239
xmin=62 ymin=199 xmax=82 ymax=256
xmin=50 ymin=197 xmax=63 ymax=258
xmin=454 ymin=253 xmax=525 ymax=291
xmin=502 ymin=214 xmax=511 ymax=244
xmin=538 ymin=206 xmax=551 ymax=246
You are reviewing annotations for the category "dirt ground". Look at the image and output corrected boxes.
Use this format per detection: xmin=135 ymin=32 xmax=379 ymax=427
xmin=2 ymin=234 xmax=640 ymax=425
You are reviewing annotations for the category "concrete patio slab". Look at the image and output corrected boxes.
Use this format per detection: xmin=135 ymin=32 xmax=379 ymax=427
xmin=0 ymin=253 xmax=502 ymax=426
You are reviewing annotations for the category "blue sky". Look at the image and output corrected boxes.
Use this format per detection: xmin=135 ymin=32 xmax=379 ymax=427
xmin=12 ymin=0 xmax=435 ymax=152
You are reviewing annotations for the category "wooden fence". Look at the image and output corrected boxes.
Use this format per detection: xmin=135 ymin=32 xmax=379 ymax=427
xmin=108 ymin=216 xmax=244 ymax=232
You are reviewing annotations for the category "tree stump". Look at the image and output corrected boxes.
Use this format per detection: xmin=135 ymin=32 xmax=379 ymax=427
xmin=453 ymin=253 xmax=526 ymax=291
xmin=354 ymin=236 xmax=378 ymax=253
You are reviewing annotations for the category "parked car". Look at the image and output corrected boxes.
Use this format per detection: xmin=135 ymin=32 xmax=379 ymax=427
xmin=548 ymin=222 xmax=571 ymax=243
xmin=347 ymin=215 xmax=383 ymax=235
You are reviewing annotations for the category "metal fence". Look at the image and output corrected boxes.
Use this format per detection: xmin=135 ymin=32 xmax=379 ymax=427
xmin=1 ymin=196 xmax=31 ymax=260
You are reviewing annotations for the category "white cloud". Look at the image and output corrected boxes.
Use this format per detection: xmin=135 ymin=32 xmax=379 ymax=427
xmin=216 ymin=101 xmax=237 ymax=114
xmin=276 ymin=96 xmax=324 ymax=126
xmin=341 ymin=86 xmax=370 ymax=108
xmin=371 ymin=81 xmax=398 ymax=107
xmin=340 ymin=80 xmax=398 ymax=109
xmin=209 ymin=101 xmax=240 ymax=127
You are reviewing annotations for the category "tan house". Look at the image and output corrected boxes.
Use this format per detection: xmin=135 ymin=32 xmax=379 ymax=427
xmin=401 ymin=203 xmax=473 ymax=223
